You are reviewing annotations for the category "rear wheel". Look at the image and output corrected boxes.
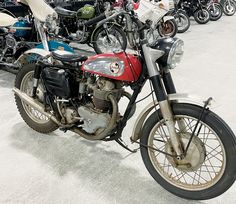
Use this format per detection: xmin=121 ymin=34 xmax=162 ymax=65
xmin=194 ymin=9 xmax=210 ymax=24
xmin=15 ymin=63 xmax=58 ymax=133
xmin=140 ymin=103 xmax=236 ymax=200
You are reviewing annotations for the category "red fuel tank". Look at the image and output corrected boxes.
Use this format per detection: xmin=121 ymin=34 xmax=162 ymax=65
xmin=82 ymin=52 xmax=142 ymax=82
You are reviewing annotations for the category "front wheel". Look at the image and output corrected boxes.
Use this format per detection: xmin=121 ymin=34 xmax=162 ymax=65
xmin=193 ymin=9 xmax=210 ymax=24
xmin=223 ymin=0 xmax=236 ymax=16
xmin=157 ymin=19 xmax=178 ymax=38
xmin=140 ymin=103 xmax=236 ymax=200
xmin=209 ymin=3 xmax=223 ymax=21
xmin=175 ymin=10 xmax=190 ymax=33
xmin=92 ymin=24 xmax=127 ymax=54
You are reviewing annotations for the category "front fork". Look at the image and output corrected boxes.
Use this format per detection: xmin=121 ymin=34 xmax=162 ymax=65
xmin=150 ymin=75 xmax=184 ymax=157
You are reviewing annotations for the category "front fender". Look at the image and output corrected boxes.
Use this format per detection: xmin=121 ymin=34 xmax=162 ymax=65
xmin=131 ymin=93 xmax=217 ymax=142
xmin=163 ymin=15 xmax=175 ymax=22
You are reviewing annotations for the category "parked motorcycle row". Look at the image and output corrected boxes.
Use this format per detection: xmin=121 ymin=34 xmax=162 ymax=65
xmin=1 ymin=0 xmax=236 ymax=201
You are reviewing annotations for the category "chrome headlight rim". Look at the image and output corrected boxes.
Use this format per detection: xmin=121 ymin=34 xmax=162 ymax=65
xmin=167 ymin=38 xmax=184 ymax=69
xmin=150 ymin=37 xmax=184 ymax=69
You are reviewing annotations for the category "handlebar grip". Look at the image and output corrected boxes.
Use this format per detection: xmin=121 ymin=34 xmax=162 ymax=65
xmin=84 ymin=13 xmax=107 ymax=26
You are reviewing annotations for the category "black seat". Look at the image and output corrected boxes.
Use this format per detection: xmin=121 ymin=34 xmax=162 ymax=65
xmin=55 ymin=6 xmax=77 ymax=17
xmin=52 ymin=51 xmax=88 ymax=63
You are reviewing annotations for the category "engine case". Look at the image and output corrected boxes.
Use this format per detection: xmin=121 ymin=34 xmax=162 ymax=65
xmin=78 ymin=106 xmax=111 ymax=134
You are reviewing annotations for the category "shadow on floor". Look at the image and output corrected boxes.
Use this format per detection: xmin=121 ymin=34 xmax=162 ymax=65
xmin=9 ymin=122 xmax=203 ymax=204
xmin=0 ymin=70 xmax=15 ymax=88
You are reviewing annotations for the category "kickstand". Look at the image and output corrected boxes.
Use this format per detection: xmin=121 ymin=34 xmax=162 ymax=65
xmin=115 ymin=138 xmax=137 ymax=153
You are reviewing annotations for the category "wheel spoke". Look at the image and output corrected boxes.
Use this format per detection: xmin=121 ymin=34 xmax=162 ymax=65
xmin=147 ymin=114 xmax=225 ymax=190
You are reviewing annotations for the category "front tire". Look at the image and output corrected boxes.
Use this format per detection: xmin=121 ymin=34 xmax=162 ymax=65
xmin=15 ymin=63 xmax=58 ymax=133
xmin=194 ymin=9 xmax=210 ymax=24
xmin=157 ymin=19 xmax=178 ymax=38
xmin=209 ymin=3 xmax=223 ymax=21
xmin=140 ymin=103 xmax=236 ymax=200
xmin=175 ymin=10 xmax=190 ymax=33
xmin=92 ymin=24 xmax=127 ymax=54
xmin=223 ymin=0 xmax=236 ymax=16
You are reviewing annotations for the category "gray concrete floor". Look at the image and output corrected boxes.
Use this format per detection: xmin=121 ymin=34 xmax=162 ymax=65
xmin=1 ymin=16 xmax=236 ymax=204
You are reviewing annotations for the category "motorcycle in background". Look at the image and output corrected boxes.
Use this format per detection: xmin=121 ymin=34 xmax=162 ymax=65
xmin=220 ymin=0 xmax=236 ymax=16
xmin=202 ymin=0 xmax=223 ymax=21
xmin=168 ymin=0 xmax=191 ymax=33
xmin=138 ymin=0 xmax=178 ymax=44
xmin=54 ymin=0 xmax=127 ymax=54
xmin=13 ymin=0 xmax=236 ymax=200
xmin=179 ymin=0 xmax=210 ymax=24
xmin=0 ymin=1 xmax=74 ymax=73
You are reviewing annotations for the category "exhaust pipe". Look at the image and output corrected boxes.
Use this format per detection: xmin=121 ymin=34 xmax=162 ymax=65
xmin=13 ymin=87 xmax=118 ymax=140
xmin=12 ymin=87 xmax=61 ymax=125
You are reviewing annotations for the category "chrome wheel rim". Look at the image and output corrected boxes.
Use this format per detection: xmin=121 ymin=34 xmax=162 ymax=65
xmin=176 ymin=15 xmax=188 ymax=30
xmin=225 ymin=3 xmax=235 ymax=14
xmin=159 ymin=21 xmax=176 ymax=37
xmin=96 ymin=28 xmax=124 ymax=53
xmin=147 ymin=115 xmax=226 ymax=191
xmin=20 ymin=71 xmax=49 ymax=124
xmin=198 ymin=10 xmax=209 ymax=22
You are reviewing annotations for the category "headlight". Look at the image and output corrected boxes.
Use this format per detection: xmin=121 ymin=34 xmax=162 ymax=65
xmin=150 ymin=38 xmax=184 ymax=69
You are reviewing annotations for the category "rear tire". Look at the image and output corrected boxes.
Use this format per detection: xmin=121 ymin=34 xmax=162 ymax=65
xmin=15 ymin=63 xmax=58 ymax=133
xmin=140 ymin=103 xmax=236 ymax=200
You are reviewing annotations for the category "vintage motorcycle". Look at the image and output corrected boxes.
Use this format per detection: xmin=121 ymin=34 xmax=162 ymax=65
xmin=138 ymin=0 xmax=178 ymax=40
xmin=168 ymin=0 xmax=190 ymax=33
xmin=54 ymin=0 xmax=127 ymax=54
xmin=110 ymin=0 xmax=178 ymax=47
xmin=202 ymin=0 xmax=223 ymax=21
xmin=0 ymin=2 xmax=74 ymax=73
xmin=13 ymin=0 xmax=236 ymax=200
xmin=179 ymin=0 xmax=210 ymax=24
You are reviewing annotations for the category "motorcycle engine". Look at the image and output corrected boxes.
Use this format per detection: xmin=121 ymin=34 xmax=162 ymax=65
xmin=77 ymin=78 xmax=123 ymax=134
xmin=74 ymin=19 xmax=89 ymax=42
xmin=5 ymin=34 xmax=17 ymax=49
xmin=42 ymin=67 xmax=122 ymax=134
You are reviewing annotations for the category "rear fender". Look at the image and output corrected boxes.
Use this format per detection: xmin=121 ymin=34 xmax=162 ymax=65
xmin=131 ymin=93 xmax=217 ymax=142
xmin=36 ymin=40 xmax=74 ymax=53
xmin=15 ymin=48 xmax=51 ymax=65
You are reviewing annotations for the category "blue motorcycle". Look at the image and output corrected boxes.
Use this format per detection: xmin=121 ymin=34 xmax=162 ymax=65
xmin=0 ymin=4 xmax=74 ymax=74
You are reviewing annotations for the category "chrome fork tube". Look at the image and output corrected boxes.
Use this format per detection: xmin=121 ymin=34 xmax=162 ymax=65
xmin=142 ymin=44 xmax=184 ymax=157
xmin=35 ymin=19 xmax=49 ymax=52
